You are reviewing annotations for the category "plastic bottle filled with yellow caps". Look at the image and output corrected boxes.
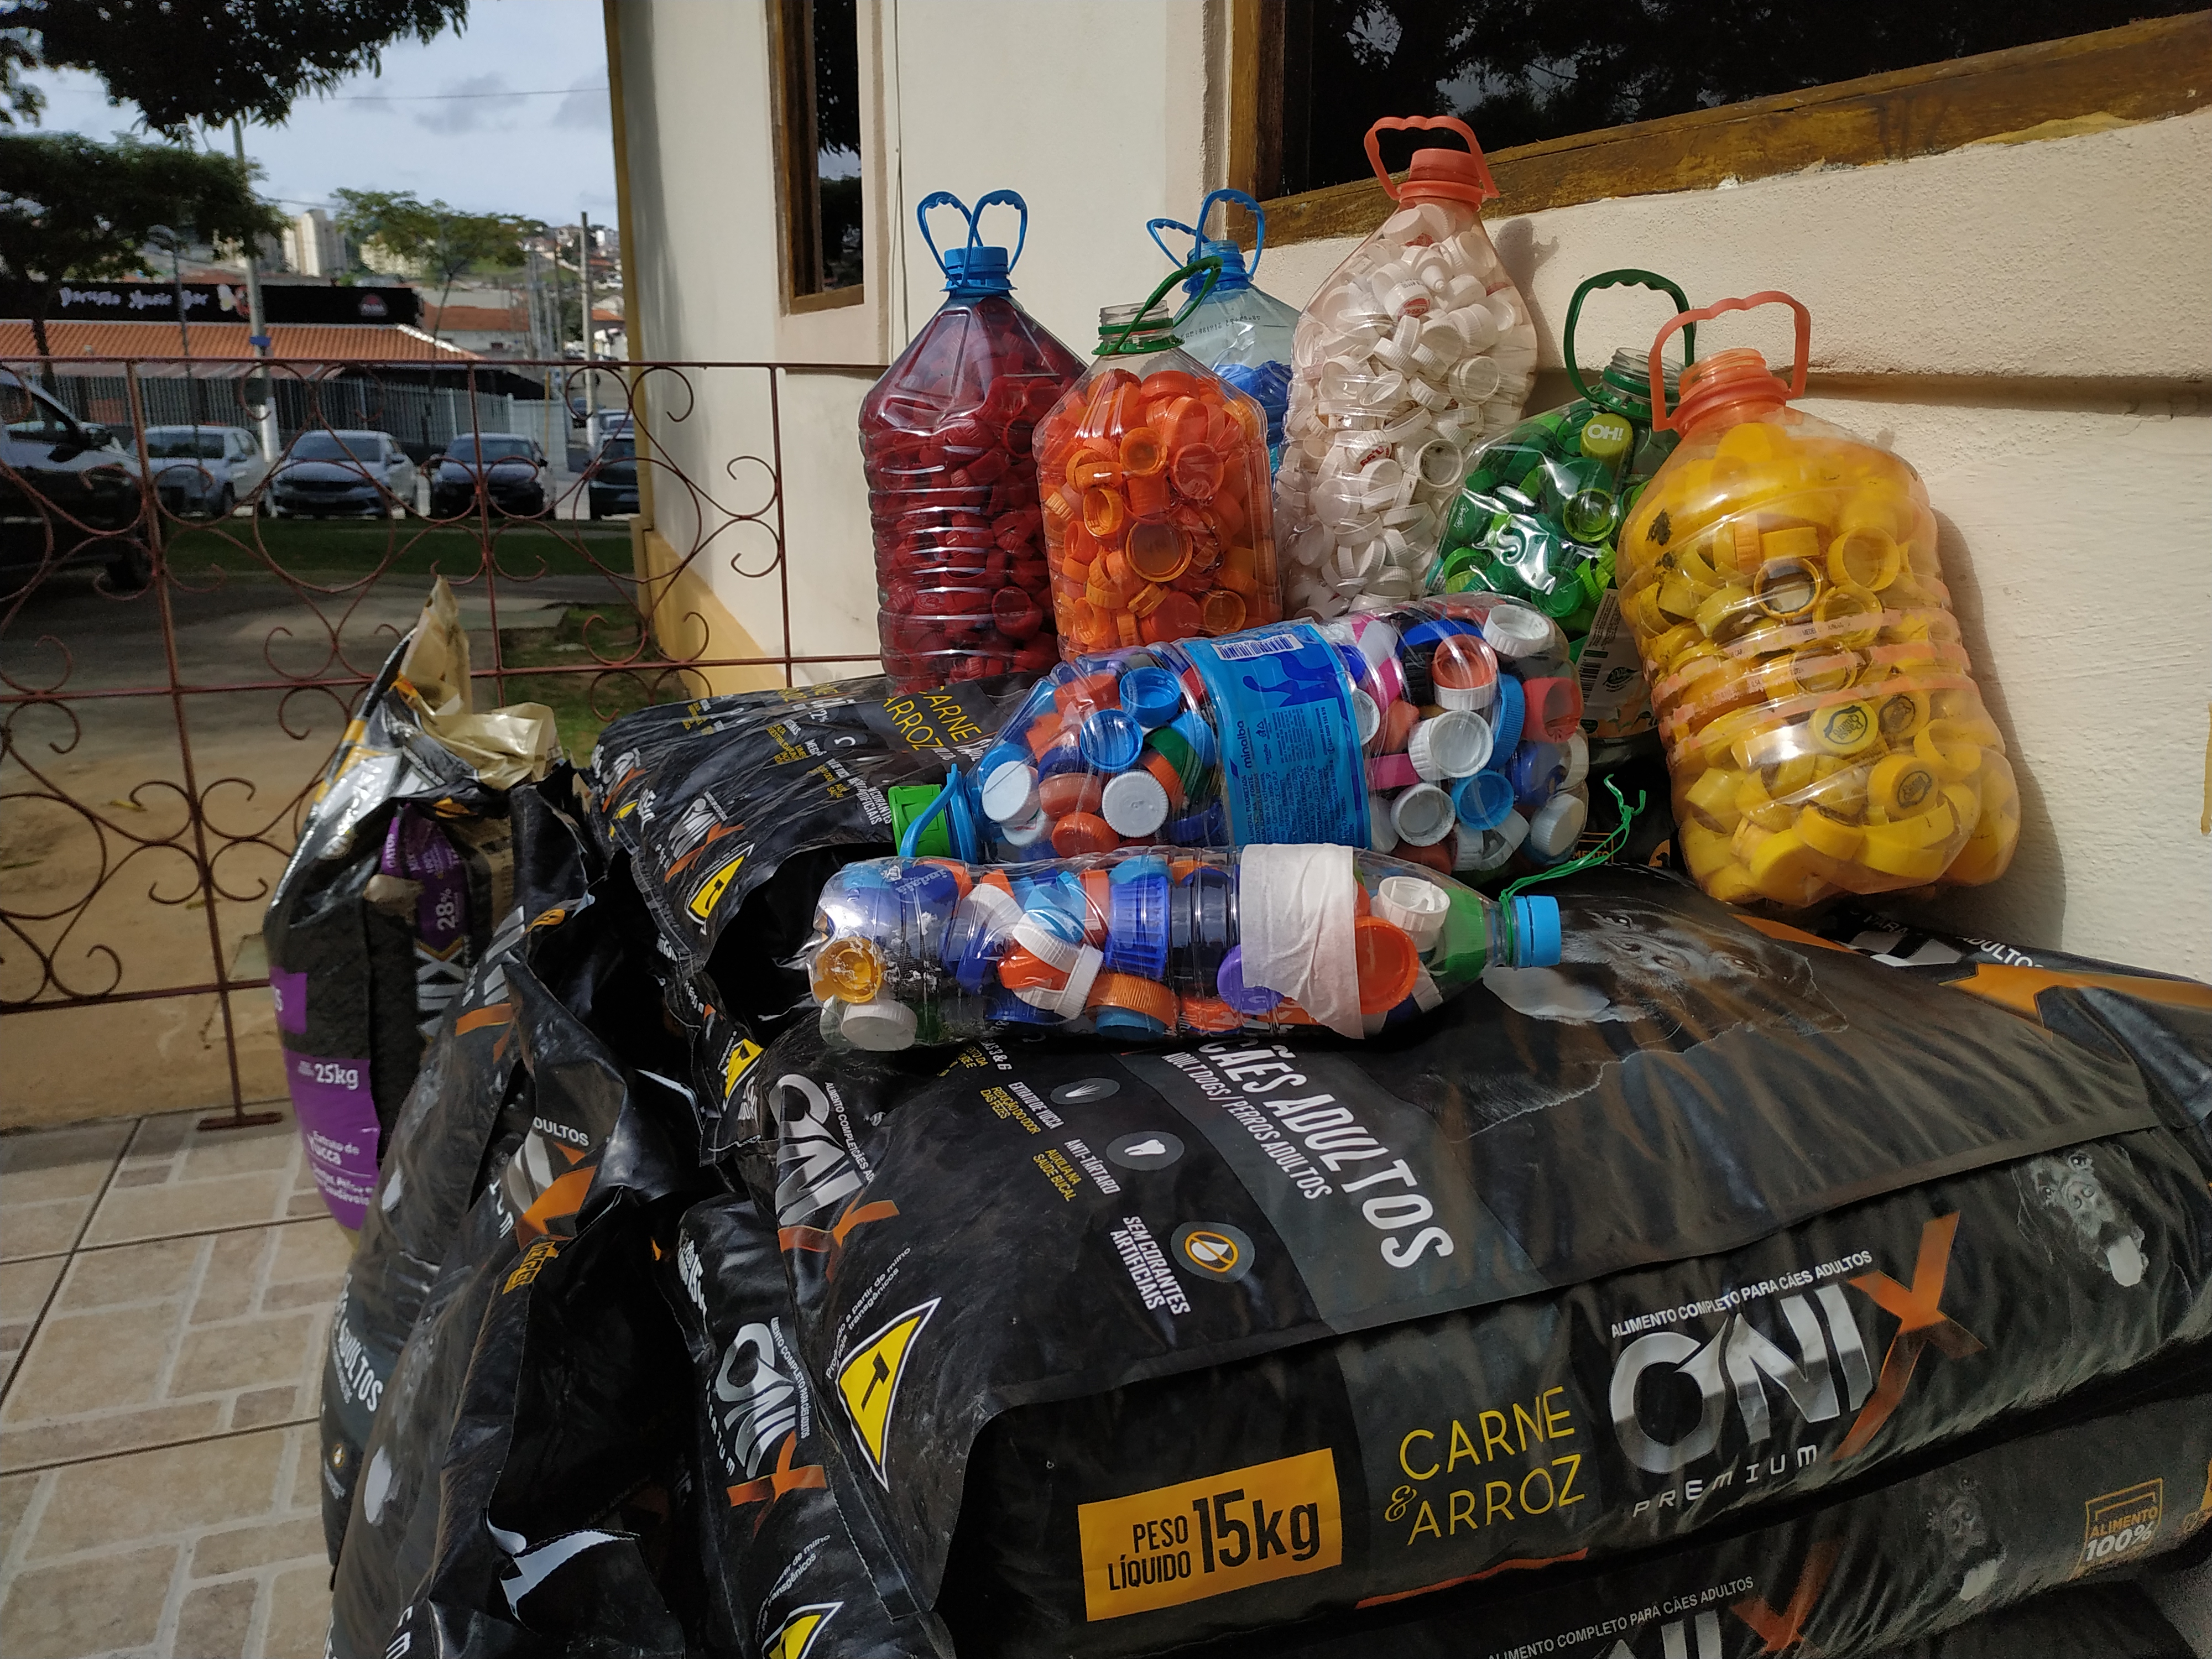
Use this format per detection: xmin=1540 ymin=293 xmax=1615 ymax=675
xmin=1615 ymin=292 xmax=2019 ymax=909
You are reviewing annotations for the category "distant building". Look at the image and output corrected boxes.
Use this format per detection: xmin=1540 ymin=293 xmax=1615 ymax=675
xmin=282 ymin=210 xmax=350 ymax=279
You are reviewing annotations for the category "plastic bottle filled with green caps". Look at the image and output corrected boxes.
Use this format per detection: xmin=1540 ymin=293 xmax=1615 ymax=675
xmin=1433 ymin=271 xmax=1697 ymax=639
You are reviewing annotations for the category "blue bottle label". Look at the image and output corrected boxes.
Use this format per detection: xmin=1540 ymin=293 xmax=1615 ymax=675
xmin=1179 ymin=625 xmax=1369 ymax=847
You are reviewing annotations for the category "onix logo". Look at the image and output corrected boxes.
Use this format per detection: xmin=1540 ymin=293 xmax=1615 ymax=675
xmin=767 ymin=1075 xmax=899 ymax=1263
xmin=1610 ymin=1217 xmax=1983 ymax=1475
xmin=712 ymin=1322 xmax=800 ymax=1480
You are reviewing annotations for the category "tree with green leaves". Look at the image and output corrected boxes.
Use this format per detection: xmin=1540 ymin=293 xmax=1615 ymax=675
xmin=0 ymin=131 xmax=284 ymax=364
xmin=330 ymin=190 xmax=536 ymax=345
xmin=7 ymin=0 xmax=470 ymax=138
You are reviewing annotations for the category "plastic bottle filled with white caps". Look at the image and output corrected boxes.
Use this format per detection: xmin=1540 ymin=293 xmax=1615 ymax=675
xmin=1276 ymin=116 xmax=1537 ymax=621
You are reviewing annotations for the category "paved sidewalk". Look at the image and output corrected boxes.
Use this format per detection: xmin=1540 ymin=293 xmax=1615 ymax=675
xmin=0 ymin=1108 xmax=338 ymax=1658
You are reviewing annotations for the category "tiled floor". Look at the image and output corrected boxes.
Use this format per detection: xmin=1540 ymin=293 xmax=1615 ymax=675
xmin=1 ymin=1107 xmax=342 ymax=1658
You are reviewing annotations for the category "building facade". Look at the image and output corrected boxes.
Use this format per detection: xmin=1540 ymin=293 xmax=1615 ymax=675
xmin=605 ymin=2 xmax=2212 ymax=977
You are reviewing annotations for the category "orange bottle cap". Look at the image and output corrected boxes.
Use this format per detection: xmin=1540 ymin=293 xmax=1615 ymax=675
xmin=1354 ymin=916 xmax=1422 ymax=1015
xmin=1068 ymin=451 xmax=1120 ymax=491
xmin=920 ymin=858 xmax=973 ymax=899
xmin=1381 ymin=698 xmax=1421 ymax=753
xmin=1126 ymin=468 xmax=1172 ymax=521
xmin=1037 ymin=771 xmax=1105 ymax=818
xmin=1127 ymin=581 xmax=1168 ymax=618
xmin=1083 ymin=487 xmax=1128 ymax=540
xmin=1142 ymin=591 xmax=1203 ymax=644
xmin=1140 ymin=369 xmax=1204 ymax=402
xmin=1050 ymin=812 xmax=1119 ymax=858
xmin=1179 ymin=995 xmax=1244 ymax=1033
xmin=997 ymin=945 xmax=1067 ymax=996
xmin=1120 ymin=427 xmax=1166 ymax=477
xmin=1198 ymin=588 xmax=1245 ymax=635
xmin=1126 ymin=520 xmax=1192 ymax=583
xmin=1023 ymin=709 xmax=1067 ymax=755
xmin=1056 ymin=670 xmax=1120 ymax=713
xmin=1081 ymin=868 xmax=1112 ymax=944
xmin=1115 ymin=611 xmax=1143 ymax=647
xmin=1086 ymin=971 xmax=1177 ymax=1027
xmin=1140 ymin=748 xmax=1187 ymax=811
xmin=1170 ymin=443 xmax=1223 ymax=502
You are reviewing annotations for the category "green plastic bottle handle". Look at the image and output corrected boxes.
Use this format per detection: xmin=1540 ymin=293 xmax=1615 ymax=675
xmin=1099 ymin=257 xmax=1223 ymax=358
xmin=1564 ymin=269 xmax=1695 ymax=405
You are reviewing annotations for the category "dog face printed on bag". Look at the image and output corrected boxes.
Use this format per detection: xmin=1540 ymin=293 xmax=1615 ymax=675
xmin=2020 ymin=1148 xmax=2148 ymax=1287
xmin=1482 ymin=890 xmax=1838 ymax=1044
xmin=1926 ymin=1472 xmax=2006 ymax=1601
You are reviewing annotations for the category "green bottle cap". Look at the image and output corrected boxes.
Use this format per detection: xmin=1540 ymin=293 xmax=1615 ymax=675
xmin=888 ymin=783 xmax=953 ymax=857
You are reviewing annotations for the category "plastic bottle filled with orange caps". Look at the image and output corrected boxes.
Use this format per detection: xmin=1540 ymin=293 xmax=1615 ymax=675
xmin=1032 ymin=259 xmax=1280 ymax=660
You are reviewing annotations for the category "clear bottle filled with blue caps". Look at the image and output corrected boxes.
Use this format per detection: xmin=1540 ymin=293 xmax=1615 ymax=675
xmin=1147 ymin=190 xmax=1300 ymax=473
xmin=804 ymin=844 xmax=1564 ymax=1051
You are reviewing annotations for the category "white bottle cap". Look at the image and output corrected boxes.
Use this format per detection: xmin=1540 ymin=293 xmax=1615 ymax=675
xmin=1407 ymin=711 xmax=1491 ymax=781
xmin=1392 ymin=783 xmax=1457 ymax=846
xmin=1563 ymin=732 xmax=1589 ymax=790
xmin=999 ymin=805 xmax=1050 ymax=847
xmin=1350 ymin=687 xmax=1382 ymax=745
xmin=841 ymin=998 xmax=917 ymax=1052
xmin=980 ymin=760 xmax=1039 ymax=825
xmin=1411 ymin=969 xmax=1444 ymax=1010
xmin=1011 ymin=918 xmax=1078 ymax=972
xmin=1057 ymin=943 xmax=1104 ymax=1018
xmin=1529 ymin=791 xmax=1588 ymax=859
xmin=1100 ymin=770 xmax=1170 ymax=839
xmin=1368 ymin=795 xmax=1398 ymax=852
xmin=1496 ymin=808 xmax=1531 ymax=856
xmin=1481 ymin=606 xmax=1551 ymax=659
xmin=1375 ymin=875 xmax=1449 ymax=950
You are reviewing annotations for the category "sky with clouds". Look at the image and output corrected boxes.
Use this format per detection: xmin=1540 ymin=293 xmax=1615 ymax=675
xmin=28 ymin=0 xmax=618 ymax=227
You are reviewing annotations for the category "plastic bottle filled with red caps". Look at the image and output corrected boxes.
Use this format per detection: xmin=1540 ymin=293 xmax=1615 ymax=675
xmin=1033 ymin=258 xmax=1281 ymax=660
xmin=1277 ymin=116 xmax=1538 ymax=619
xmin=1618 ymin=291 xmax=2020 ymax=909
xmin=862 ymin=190 xmax=1084 ymax=690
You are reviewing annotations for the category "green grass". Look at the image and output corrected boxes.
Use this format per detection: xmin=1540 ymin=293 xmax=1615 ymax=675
xmin=493 ymin=604 xmax=707 ymax=763
xmin=158 ymin=515 xmax=634 ymax=585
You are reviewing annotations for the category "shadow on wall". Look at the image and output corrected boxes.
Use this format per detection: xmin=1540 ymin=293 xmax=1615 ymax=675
xmin=1490 ymin=218 xmax=1559 ymax=348
xmin=1918 ymin=507 xmax=2067 ymax=951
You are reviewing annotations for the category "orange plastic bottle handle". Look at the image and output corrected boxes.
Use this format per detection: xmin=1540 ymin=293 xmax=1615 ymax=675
xmin=1649 ymin=290 xmax=1811 ymax=433
xmin=1363 ymin=114 xmax=1499 ymax=204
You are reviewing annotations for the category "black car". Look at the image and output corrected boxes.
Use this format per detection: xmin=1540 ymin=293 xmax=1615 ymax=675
xmin=2 ymin=367 xmax=148 ymax=591
xmin=585 ymin=434 xmax=638 ymax=519
xmin=428 ymin=432 xmax=549 ymax=519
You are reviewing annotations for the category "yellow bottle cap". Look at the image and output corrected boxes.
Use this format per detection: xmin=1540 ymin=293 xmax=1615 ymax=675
xmin=811 ymin=935 xmax=884 ymax=1004
xmin=1810 ymin=698 xmax=1880 ymax=756
xmin=1868 ymin=752 xmax=1941 ymax=817
xmin=1796 ymin=805 xmax=1865 ymax=859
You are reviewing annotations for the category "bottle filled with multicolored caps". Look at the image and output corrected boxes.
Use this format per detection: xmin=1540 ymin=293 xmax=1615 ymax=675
xmin=860 ymin=190 xmax=1084 ymax=688
xmin=1034 ymin=259 xmax=1281 ymax=664
xmin=900 ymin=593 xmax=1592 ymax=884
xmin=804 ymin=844 xmax=1564 ymax=1051
xmin=1616 ymin=291 xmax=2020 ymax=908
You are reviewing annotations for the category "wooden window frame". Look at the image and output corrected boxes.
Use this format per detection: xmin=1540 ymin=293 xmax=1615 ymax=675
xmin=768 ymin=0 xmax=865 ymax=315
xmin=1227 ymin=8 xmax=2212 ymax=248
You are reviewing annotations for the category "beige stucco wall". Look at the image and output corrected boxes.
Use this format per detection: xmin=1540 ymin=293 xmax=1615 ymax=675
xmin=614 ymin=2 xmax=2210 ymax=977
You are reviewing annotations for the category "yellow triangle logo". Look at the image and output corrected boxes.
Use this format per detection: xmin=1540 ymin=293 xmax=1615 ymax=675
xmin=836 ymin=1298 xmax=938 ymax=1486
xmin=687 ymin=853 xmax=745 ymax=921
xmin=722 ymin=1037 xmax=763 ymax=1099
xmin=761 ymin=1603 xmax=839 ymax=1659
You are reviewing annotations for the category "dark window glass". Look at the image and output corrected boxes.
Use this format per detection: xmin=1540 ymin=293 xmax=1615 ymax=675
xmin=778 ymin=0 xmax=864 ymax=296
xmin=291 ymin=432 xmax=380 ymax=462
xmin=1260 ymin=1 xmax=2200 ymax=197
xmin=448 ymin=435 xmax=535 ymax=461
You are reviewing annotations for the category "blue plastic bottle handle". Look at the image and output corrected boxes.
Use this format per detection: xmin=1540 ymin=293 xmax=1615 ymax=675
xmin=915 ymin=189 xmax=1031 ymax=280
xmin=1147 ymin=187 xmax=1267 ymax=279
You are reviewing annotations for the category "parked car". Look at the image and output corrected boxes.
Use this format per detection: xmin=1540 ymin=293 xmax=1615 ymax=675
xmin=585 ymin=433 xmax=638 ymax=519
xmin=586 ymin=409 xmax=633 ymax=453
xmin=142 ymin=425 xmax=269 ymax=519
xmin=2 ymin=367 xmax=148 ymax=590
xmin=427 ymin=432 xmax=548 ymax=519
xmin=264 ymin=430 xmax=417 ymax=519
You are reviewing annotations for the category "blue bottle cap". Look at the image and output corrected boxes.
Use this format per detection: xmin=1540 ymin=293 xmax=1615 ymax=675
xmin=1453 ymin=769 xmax=1515 ymax=832
xmin=1511 ymin=895 xmax=1563 ymax=968
xmin=1397 ymin=617 xmax=1475 ymax=652
xmin=988 ymin=985 xmax=1060 ymax=1026
xmin=1103 ymin=857 xmax=1171 ymax=979
xmin=951 ymin=914 xmax=1005 ymax=994
xmin=1080 ymin=707 xmax=1144 ymax=773
xmin=1214 ymin=945 xmax=1281 ymax=1015
xmin=1094 ymin=1005 xmax=1170 ymax=1037
xmin=940 ymin=244 xmax=1011 ymax=293
xmin=1484 ymin=674 xmax=1525 ymax=766
xmin=1118 ymin=666 xmax=1185 ymax=731
xmin=1037 ymin=735 xmax=1087 ymax=778
xmin=1171 ymin=865 xmax=1235 ymax=988
xmin=978 ymin=740 xmax=1030 ymax=781
xmin=1168 ymin=709 xmax=1217 ymax=771
xmin=1509 ymin=742 xmax=1568 ymax=812
xmin=1168 ymin=799 xmax=1228 ymax=847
